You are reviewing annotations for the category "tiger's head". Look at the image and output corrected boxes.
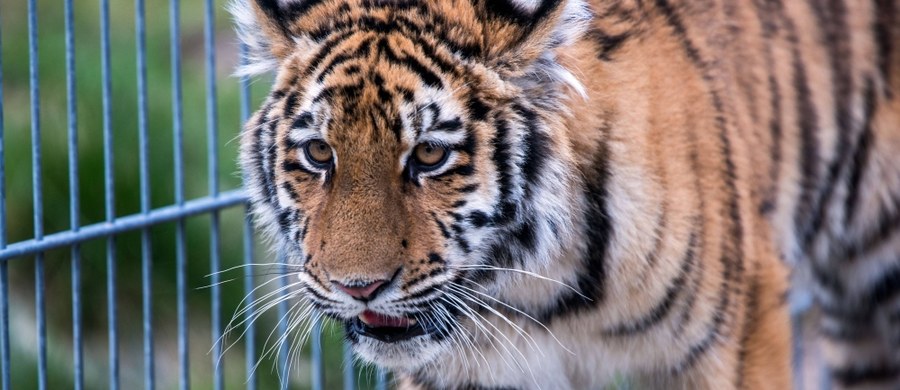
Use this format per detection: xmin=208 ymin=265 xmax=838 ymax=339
xmin=234 ymin=0 xmax=589 ymax=370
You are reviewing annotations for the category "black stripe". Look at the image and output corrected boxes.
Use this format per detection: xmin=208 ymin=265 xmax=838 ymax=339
xmin=254 ymin=0 xmax=315 ymax=39
xmin=602 ymin=233 xmax=697 ymax=336
xmin=291 ymin=112 xmax=314 ymax=131
xmin=844 ymin=205 xmax=900 ymax=260
xmin=490 ymin=118 xmax=517 ymax=225
xmin=789 ymin=48 xmax=821 ymax=248
xmin=537 ymin=134 xmax=611 ymax=323
xmin=432 ymin=164 xmax=475 ymax=180
xmin=811 ymin=259 xmax=846 ymax=298
xmin=735 ymin=262 xmax=762 ymax=389
xmin=413 ymin=31 xmax=462 ymax=77
xmin=672 ymin=283 xmax=730 ymax=373
xmin=281 ymin=92 xmax=299 ymax=117
xmin=255 ymin=106 xmax=279 ymax=206
xmin=432 ymin=212 xmax=451 ymax=239
xmin=510 ymin=217 xmax=537 ymax=251
xmin=303 ymin=30 xmax=359 ymax=77
xmin=514 ymin=104 xmax=551 ymax=188
xmin=458 ymin=183 xmax=480 ymax=193
xmin=408 ymin=372 xmax=518 ymax=390
xmin=311 ymin=82 xmax=364 ymax=104
xmin=280 ymin=182 xmax=300 ymax=201
xmin=832 ymin=363 xmax=900 ymax=387
xmin=874 ymin=0 xmax=896 ymax=95
xmin=674 ymin=233 xmax=705 ymax=333
xmin=376 ymin=38 xmax=443 ymax=88
xmin=466 ymin=96 xmax=490 ymax=121
xmin=802 ymin=0 xmax=853 ymax=249
xmin=752 ymin=0 xmax=784 ymax=214
xmin=843 ymin=78 xmax=877 ymax=226
xmin=282 ymin=160 xmax=317 ymax=175
xmin=315 ymin=37 xmax=375 ymax=82
xmin=477 ymin=0 xmax=562 ymax=26
xmin=431 ymin=118 xmax=463 ymax=133
xmin=467 ymin=211 xmax=491 ymax=228
xmin=654 ymin=1 xmax=745 ymax=371
xmin=856 ymin=258 xmax=900 ymax=309
xmin=281 ymin=0 xmax=327 ymax=19
xmin=588 ymin=29 xmax=630 ymax=61
xmin=391 ymin=14 xmax=483 ymax=59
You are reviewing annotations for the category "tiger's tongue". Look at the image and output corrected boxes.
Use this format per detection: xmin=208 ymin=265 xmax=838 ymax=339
xmin=359 ymin=310 xmax=415 ymax=328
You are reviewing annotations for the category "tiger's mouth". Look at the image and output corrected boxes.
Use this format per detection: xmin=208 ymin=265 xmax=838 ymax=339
xmin=348 ymin=310 xmax=431 ymax=343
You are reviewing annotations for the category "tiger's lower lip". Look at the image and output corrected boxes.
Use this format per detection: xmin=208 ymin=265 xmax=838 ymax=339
xmin=349 ymin=316 xmax=428 ymax=343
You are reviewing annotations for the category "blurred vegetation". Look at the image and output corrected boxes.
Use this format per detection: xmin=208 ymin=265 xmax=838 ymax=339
xmin=0 ymin=0 xmax=381 ymax=388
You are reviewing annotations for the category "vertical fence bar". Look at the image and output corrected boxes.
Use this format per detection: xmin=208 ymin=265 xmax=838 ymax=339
xmin=136 ymin=0 xmax=154 ymax=387
xmin=239 ymin=44 xmax=258 ymax=390
xmin=167 ymin=0 xmax=188 ymax=388
xmin=375 ymin=369 xmax=387 ymax=390
xmin=277 ymin=258 xmax=289 ymax=390
xmin=100 ymin=0 xmax=119 ymax=387
xmin=64 ymin=0 xmax=84 ymax=387
xmin=203 ymin=1 xmax=223 ymax=388
xmin=242 ymin=211 xmax=256 ymax=390
xmin=342 ymin=343 xmax=354 ymax=390
xmin=0 ymin=9 xmax=9 ymax=390
xmin=27 ymin=0 xmax=48 ymax=388
xmin=311 ymin=320 xmax=323 ymax=390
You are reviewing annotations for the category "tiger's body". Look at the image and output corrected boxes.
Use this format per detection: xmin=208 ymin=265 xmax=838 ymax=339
xmin=233 ymin=0 xmax=900 ymax=388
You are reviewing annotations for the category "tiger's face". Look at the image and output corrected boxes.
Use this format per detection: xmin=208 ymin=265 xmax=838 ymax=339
xmin=235 ymin=0 xmax=588 ymax=369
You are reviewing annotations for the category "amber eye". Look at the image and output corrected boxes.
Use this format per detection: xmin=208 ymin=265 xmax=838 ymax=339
xmin=412 ymin=143 xmax=448 ymax=169
xmin=304 ymin=140 xmax=333 ymax=166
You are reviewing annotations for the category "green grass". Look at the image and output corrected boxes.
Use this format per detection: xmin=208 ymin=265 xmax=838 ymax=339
xmin=1 ymin=0 xmax=379 ymax=388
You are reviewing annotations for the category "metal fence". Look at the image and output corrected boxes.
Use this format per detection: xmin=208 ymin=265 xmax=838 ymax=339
xmin=0 ymin=0 xmax=386 ymax=389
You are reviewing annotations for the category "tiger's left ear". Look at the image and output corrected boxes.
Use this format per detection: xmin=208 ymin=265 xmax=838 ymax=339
xmin=229 ymin=0 xmax=317 ymax=76
xmin=475 ymin=0 xmax=590 ymax=81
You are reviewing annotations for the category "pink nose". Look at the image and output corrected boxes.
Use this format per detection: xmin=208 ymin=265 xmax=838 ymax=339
xmin=333 ymin=279 xmax=387 ymax=300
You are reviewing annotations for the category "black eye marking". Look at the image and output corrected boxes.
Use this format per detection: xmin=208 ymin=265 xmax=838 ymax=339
xmin=292 ymin=112 xmax=314 ymax=129
xmin=431 ymin=118 xmax=463 ymax=133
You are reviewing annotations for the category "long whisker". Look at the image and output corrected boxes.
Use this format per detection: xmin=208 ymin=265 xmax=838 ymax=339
xmin=443 ymin=291 xmax=533 ymax=376
xmin=434 ymin=298 xmax=494 ymax=375
xmin=454 ymin=278 xmax=575 ymax=355
xmin=204 ymin=261 xmax=300 ymax=278
xmin=218 ymin=280 xmax=302 ymax=355
xmin=196 ymin=277 xmax=238 ymax=290
xmin=446 ymin=284 xmax=542 ymax=356
xmin=439 ymin=294 xmax=522 ymax=373
xmin=250 ymin=296 xmax=305 ymax=380
xmin=452 ymin=264 xmax=589 ymax=300
xmin=425 ymin=302 xmax=472 ymax=371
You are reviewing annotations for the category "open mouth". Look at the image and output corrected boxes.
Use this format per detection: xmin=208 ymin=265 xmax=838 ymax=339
xmin=349 ymin=310 xmax=427 ymax=343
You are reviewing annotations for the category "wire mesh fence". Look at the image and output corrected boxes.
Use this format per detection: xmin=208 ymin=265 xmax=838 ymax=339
xmin=0 ymin=0 xmax=386 ymax=388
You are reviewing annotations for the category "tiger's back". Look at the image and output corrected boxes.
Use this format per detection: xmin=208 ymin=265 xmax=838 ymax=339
xmin=564 ymin=0 xmax=900 ymax=387
xmin=234 ymin=0 xmax=900 ymax=388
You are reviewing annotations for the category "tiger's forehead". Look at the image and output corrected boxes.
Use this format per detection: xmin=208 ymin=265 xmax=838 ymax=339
xmin=283 ymin=0 xmax=485 ymax=56
xmin=278 ymin=26 xmax=475 ymax=143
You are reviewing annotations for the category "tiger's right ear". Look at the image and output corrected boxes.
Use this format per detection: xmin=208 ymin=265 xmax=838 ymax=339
xmin=229 ymin=0 xmax=313 ymax=76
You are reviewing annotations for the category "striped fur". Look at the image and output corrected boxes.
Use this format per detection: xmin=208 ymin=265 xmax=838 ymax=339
xmin=233 ymin=0 xmax=900 ymax=388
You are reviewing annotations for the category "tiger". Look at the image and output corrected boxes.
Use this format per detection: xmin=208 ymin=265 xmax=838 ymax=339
xmin=231 ymin=0 xmax=900 ymax=388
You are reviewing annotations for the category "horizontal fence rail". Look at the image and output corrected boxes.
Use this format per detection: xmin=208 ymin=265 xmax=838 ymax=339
xmin=0 ymin=191 xmax=248 ymax=262
xmin=0 ymin=0 xmax=386 ymax=389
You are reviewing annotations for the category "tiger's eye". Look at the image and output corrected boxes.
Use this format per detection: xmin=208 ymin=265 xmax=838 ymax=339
xmin=305 ymin=140 xmax=333 ymax=165
xmin=413 ymin=143 xmax=447 ymax=167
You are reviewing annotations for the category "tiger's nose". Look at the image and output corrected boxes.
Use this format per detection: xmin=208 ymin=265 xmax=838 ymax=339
xmin=333 ymin=279 xmax=388 ymax=301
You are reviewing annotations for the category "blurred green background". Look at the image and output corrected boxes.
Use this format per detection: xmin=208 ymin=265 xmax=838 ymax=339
xmin=0 ymin=0 xmax=378 ymax=388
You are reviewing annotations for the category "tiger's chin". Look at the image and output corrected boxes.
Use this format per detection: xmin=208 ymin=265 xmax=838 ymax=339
xmin=345 ymin=318 xmax=448 ymax=370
